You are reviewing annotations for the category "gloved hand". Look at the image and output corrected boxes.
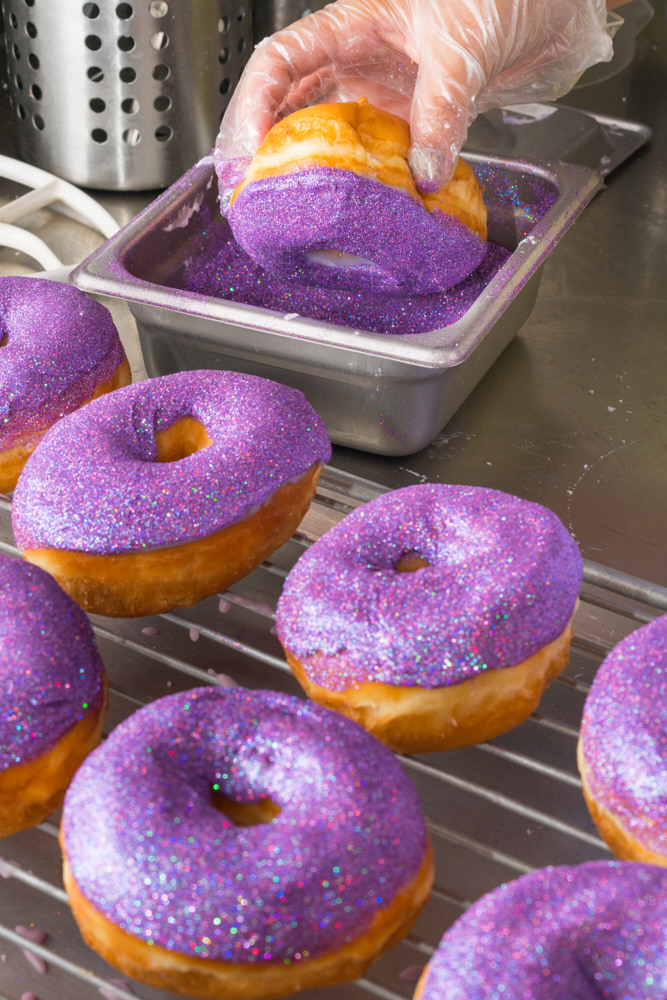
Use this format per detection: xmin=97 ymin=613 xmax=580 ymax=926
xmin=214 ymin=0 xmax=614 ymax=210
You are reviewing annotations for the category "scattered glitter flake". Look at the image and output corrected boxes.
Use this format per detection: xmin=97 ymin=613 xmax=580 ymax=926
xmin=0 ymin=858 xmax=13 ymax=877
xmin=399 ymin=964 xmax=426 ymax=981
xmin=189 ymin=627 xmax=201 ymax=642
xmin=15 ymin=926 xmax=47 ymax=945
xmin=20 ymin=992 xmax=40 ymax=1000
xmin=218 ymin=598 xmax=232 ymax=614
xmin=276 ymin=484 xmax=582 ymax=690
xmin=141 ymin=626 xmax=160 ymax=636
xmin=62 ymin=687 xmax=428 ymax=965
xmin=206 ymin=669 xmax=238 ymax=688
xmin=22 ymin=950 xmax=47 ymax=974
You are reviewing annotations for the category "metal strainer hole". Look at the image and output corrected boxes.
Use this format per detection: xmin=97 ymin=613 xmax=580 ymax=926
xmin=30 ymin=83 xmax=42 ymax=100
xmin=85 ymin=34 xmax=102 ymax=50
xmin=119 ymin=66 xmax=136 ymax=82
xmin=218 ymin=46 xmax=229 ymax=64
xmin=26 ymin=21 xmax=37 ymax=38
xmin=89 ymin=97 xmax=106 ymax=113
xmin=236 ymin=6 xmax=245 ymax=20
xmin=91 ymin=127 xmax=107 ymax=143
xmin=149 ymin=1 xmax=168 ymax=16
xmin=154 ymin=95 xmax=171 ymax=112
xmin=121 ymin=97 xmax=139 ymax=114
xmin=15 ymin=74 xmax=23 ymax=90
xmin=28 ymin=53 xmax=39 ymax=69
xmin=220 ymin=78 xmax=230 ymax=95
xmin=8 ymin=12 xmax=17 ymax=28
xmin=152 ymin=63 xmax=170 ymax=80
xmin=218 ymin=16 xmax=229 ymax=32
xmin=150 ymin=30 xmax=169 ymax=49
xmin=237 ymin=37 xmax=245 ymax=53
xmin=118 ymin=34 xmax=135 ymax=51
xmin=17 ymin=105 xmax=26 ymax=120
xmin=33 ymin=113 xmax=44 ymax=130
xmin=82 ymin=2 xmax=100 ymax=17
xmin=12 ymin=44 xmax=21 ymax=60
xmin=155 ymin=124 xmax=172 ymax=142
xmin=116 ymin=3 xmax=133 ymax=18
xmin=123 ymin=127 xmax=141 ymax=145
xmin=88 ymin=65 xmax=104 ymax=82
xmin=24 ymin=0 xmax=35 ymax=6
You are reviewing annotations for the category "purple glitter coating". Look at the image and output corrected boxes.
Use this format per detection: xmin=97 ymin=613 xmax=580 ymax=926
xmin=276 ymin=484 xmax=582 ymax=690
xmin=227 ymin=168 xmax=487 ymax=294
xmin=0 ymin=552 xmax=105 ymax=768
xmin=418 ymin=861 xmax=667 ymax=999
xmin=0 ymin=276 xmax=126 ymax=451
xmin=62 ymin=686 xmax=428 ymax=963
xmin=580 ymin=614 xmax=667 ymax=855
xmin=11 ymin=369 xmax=331 ymax=554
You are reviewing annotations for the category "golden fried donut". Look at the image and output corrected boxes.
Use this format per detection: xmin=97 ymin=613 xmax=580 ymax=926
xmin=226 ymin=98 xmax=488 ymax=294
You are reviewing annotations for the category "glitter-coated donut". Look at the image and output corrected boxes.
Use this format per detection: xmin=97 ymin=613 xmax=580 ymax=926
xmin=12 ymin=369 xmax=331 ymax=618
xmin=0 ymin=552 xmax=107 ymax=837
xmin=0 ymin=276 xmax=131 ymax=493
xmin=224 ymin=98 xmax=488 ymax=295
xmin=60 ymin=686 xmax=434 ymax=999
xmin=578 ymin=614 xmax=667 ymax=865
xmin=276 ymin=483 xmax=582 ymax=753
xmin=414 ymin=861 xmax=667 ymax=999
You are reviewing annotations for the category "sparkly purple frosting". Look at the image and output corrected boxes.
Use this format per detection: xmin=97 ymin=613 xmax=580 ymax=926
xmin=580 ymin=615 xmax=667 ymax=855
xmin=227 ymin=168 xmax=487 ymax=295
xmin=0 ymin=552 xmax=105 ymax=769
xmin=0 ymin=276 xmax=126 ymax=452
xmin=11 ymin=369 xmax=331 ymax=554
xmin=418 ymin=861 xmax=667 ymax=999
xmin=276 ymin=484 xmax=582 ymax=691
xmin=62 ymin=686 xmax=428 ymax=963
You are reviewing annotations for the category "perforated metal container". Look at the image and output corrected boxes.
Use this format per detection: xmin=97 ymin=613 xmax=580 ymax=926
xmin=1 ymin=0 xmax=252 ymax=191
xmin=253 ymin=0 xmax=328 ymax=44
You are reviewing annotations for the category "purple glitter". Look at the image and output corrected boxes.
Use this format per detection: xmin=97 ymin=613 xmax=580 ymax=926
xmin=0 ymin=276 xmax=126 ymax=451
xmin=0 ymin=553 xmax=105 ymax=768
xmin=62 ymin=686 xmax=428 ymax=963
xmin=418 ymin=861 xmax=667 ymax=999
xmin=276 ymin=484 xmax=582 ymax=690
xmin=11 ymin=369 xmax=331 ymax=554
xmin=580 ymin=614 xmax=667 ymax=855
xmin=228 ymin=168 xmax=487 ymax=294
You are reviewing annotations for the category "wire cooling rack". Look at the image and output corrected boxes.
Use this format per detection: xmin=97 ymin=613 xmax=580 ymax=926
xmin=0 ymin=465 xmax=665 ymax=1000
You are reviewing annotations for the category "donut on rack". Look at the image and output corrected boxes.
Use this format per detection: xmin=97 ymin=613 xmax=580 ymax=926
xmin=0 ymin=276 xmax=131 ymax=493
xmin=0 ymin=552 xmax=107 ymax=837
xmin=60 ymin=686 xmax=433 ymax=1000
xmin=11 ymin=369 xmax=331 ymax=618
xmin=578 ymin=614 xmax=667 ymax=864
xmin=225 ymin=98 xmax=488 ymax=295
xmin=413 ymin=860 xmax=667 ymax=999
xmin=276 ymin=483 xmax=582 ymax=753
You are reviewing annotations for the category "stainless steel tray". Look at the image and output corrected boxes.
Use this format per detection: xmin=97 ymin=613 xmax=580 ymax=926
xmin=1 ymin=472 xmax=666 ymax=1000
xmin=71 ymin=155 xmax=601 ymax=456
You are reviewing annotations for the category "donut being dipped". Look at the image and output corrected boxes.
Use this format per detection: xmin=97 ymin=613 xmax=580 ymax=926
xmin=11 ymin=370 xmax=331 ymax=618
xmin=578 ymin=614 xmax=667 ymax=865
xmin=60 ymin=686 xmax=433 ymax=1000
xmin=225 ymin=98 xmax=488 ymax=295
xmin=0 ymin=276 xmax=131 ymax=493
xmin=414 ymin=861 xmax=667 ymax=1000
xmin=276 ymin=484 xmax=582 ymax=754
xmin=0 ymin=552 xmax=107 ymax=837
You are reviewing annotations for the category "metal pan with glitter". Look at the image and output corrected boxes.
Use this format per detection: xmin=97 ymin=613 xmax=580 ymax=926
xmin=71 ymin=154 xmax=601 ymax=456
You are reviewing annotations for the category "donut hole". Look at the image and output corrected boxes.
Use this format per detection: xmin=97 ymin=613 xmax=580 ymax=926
xmin=210 ymin=787 xmax=281 ymax=826
xmin=154 ymin=417 xmax=212 ymax=462
xmin=307 ymin=249 xmax=381 ymax=276
xmin=395 ymin=551 xmax=430 ymax=573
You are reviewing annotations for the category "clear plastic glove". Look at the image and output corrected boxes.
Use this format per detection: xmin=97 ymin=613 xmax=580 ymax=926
xmin=214 ymin=0 xmax=614 ymax=210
